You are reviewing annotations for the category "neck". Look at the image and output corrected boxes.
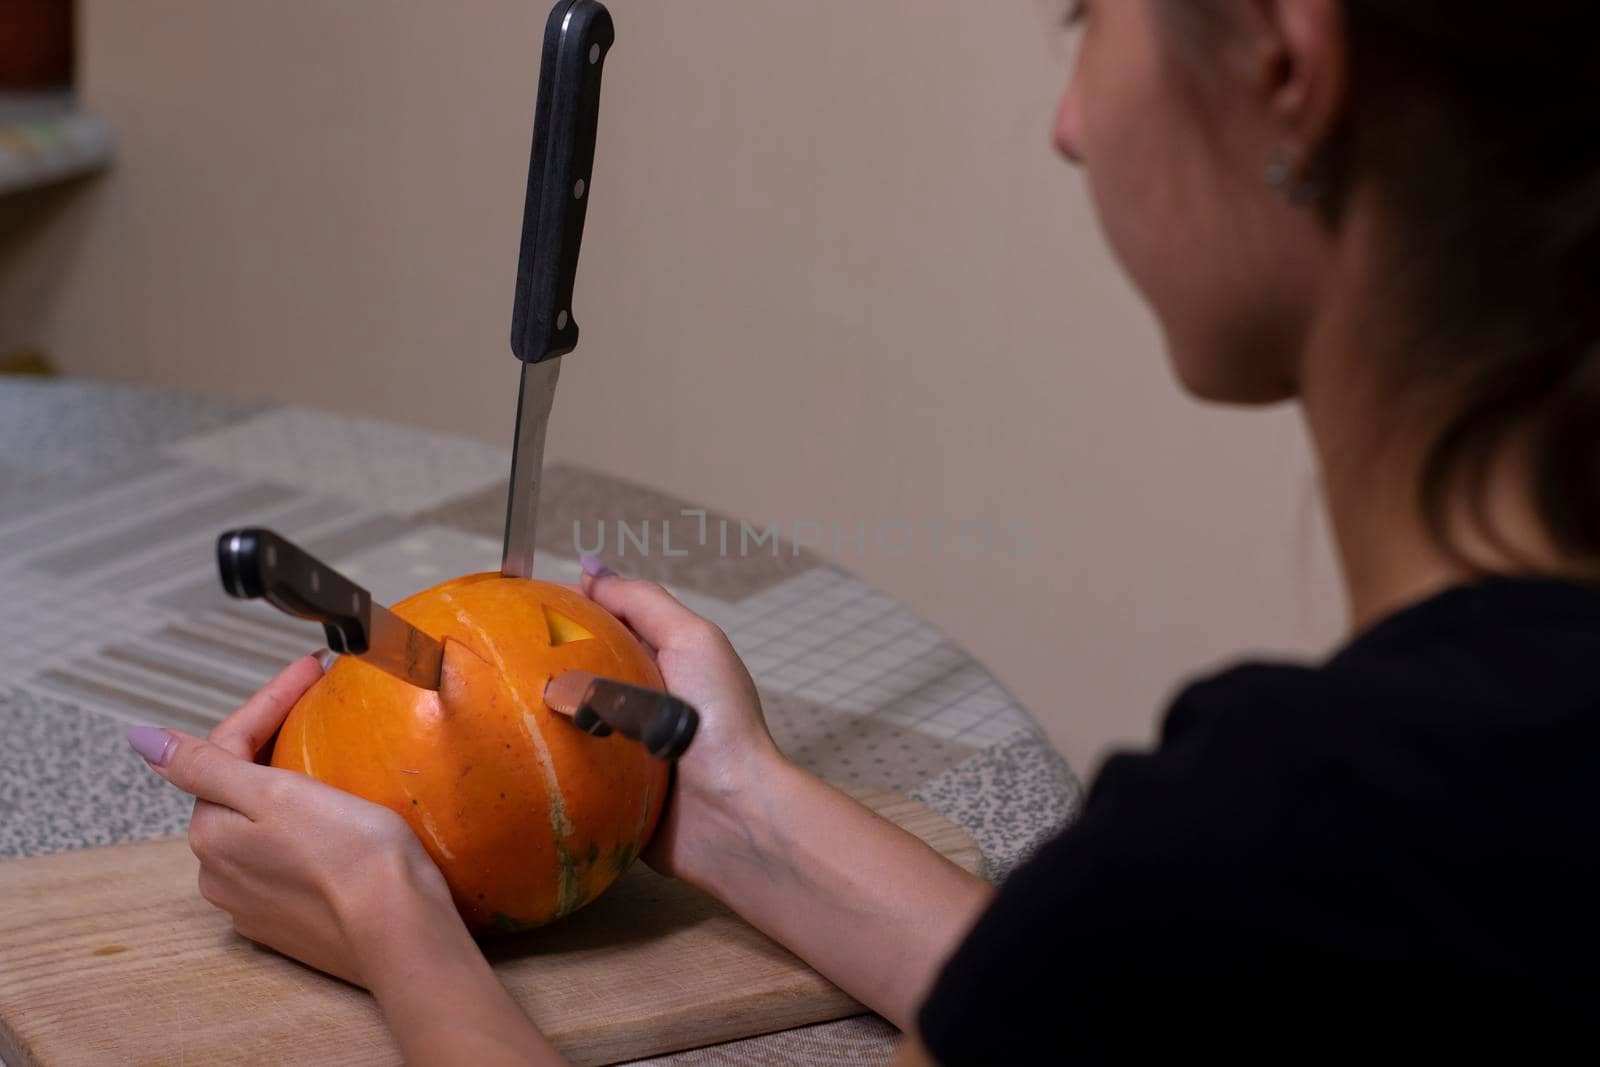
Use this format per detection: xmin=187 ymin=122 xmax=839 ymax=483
xmin=1299 ymin=362 xmax=1466 ymax=635
xmin=1294 ymin=210 xmax=1556 ymax=635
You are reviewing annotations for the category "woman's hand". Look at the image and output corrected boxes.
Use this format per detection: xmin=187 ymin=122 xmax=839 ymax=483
xmin=579 ymin=558 xmax=992 ymax=1032
xmin=125 ymin=656 xmax=462 ymax=987
xmin=129 ymin=656 xmax=568 ymax=1064
xmin=578 ymin=558 xmax=786 ymax=887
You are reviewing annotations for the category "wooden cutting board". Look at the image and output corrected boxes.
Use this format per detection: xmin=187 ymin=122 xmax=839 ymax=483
xmin=0 ymin=786 xmax=978 ymax=1066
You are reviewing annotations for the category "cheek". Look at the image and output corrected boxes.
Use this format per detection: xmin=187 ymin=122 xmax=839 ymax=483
xmin=1076 ymin=65 xmax=1298 ymax=403
xmin=1076 ymin=53 xmax=1195 ymax=314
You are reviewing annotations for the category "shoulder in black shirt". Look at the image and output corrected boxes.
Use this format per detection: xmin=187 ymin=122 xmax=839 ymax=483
xmin=917 ymin=577 xmax=1600 ymax=1061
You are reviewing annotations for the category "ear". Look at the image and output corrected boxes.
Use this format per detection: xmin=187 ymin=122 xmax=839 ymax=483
xmin=1241 ymin=0 xmax=1349 ymax=175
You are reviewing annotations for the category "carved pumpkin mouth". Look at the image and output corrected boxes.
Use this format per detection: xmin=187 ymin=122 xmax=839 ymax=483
xmin=543 ymin=604 xmax=595 ymax=646
xmin=539 ymin=605 xmax=598 ymax=715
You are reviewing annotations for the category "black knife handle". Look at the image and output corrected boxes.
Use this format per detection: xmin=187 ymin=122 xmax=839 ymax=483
xmin=216 ymin=527 xmax=374 ymax=655
xmin=509 ymin=0 xmax=613 ymax=365
xmin=573 ymin=679 xmax=699 ymax=761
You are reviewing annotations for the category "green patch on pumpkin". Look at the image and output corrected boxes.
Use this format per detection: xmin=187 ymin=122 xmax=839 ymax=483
xmin=553 ymin=844 xmax=583 ymax=918
xmin=489 ymin=912 xmax=537 ymax=934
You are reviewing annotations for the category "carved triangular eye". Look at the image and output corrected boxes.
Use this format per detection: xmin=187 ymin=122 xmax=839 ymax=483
xmin=543 ymin=605 xmax=595 ymax=646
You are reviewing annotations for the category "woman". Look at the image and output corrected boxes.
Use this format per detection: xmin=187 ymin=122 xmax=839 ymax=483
xmin=125 ymin=0 xmax=1600 ymax=1061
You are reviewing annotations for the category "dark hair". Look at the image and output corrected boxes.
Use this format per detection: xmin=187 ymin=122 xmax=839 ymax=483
xmin=1165 ymin=1 xmax=1600 ymax=574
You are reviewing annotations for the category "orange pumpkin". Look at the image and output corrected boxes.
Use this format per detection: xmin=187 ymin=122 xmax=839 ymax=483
xmin=270 ymin=573 xmax=669 ymax=933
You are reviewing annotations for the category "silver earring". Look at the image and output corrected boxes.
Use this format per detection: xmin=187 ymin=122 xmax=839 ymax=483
xmin=1265 ymin=149 xmax=1322 ymax=206
xmin=1264 ymin=154 xmax=1294 ymax=192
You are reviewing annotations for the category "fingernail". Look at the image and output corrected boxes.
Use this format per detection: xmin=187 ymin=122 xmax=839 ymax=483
xmin=580 ymin=554 xmax=616 ymax=579
xmin=312 ymin=647 xmax=336 ymax=671
xmin=126 ymin=725 xmax=175 ymax=768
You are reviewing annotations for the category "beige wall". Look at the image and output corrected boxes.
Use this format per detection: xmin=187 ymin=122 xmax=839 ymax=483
xmin=14 ymin=0 xmax=1345 ymax=772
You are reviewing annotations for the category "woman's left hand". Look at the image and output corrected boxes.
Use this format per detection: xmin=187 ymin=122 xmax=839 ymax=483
xmin=127 ymin=655 xmax=464 ymax=987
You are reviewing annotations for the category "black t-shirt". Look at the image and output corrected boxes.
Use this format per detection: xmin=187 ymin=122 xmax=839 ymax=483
xmin=918 ymin=577 xmax=1600 ymax=1061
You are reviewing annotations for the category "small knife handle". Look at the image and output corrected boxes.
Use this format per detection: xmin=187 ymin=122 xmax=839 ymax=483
xmin=509 ymin=0 xmax=613 ymax=365
xmin=573 ymin=679 xmax=699 ymax=761
xmin=216 ymin=527 xmax=374 ymax=655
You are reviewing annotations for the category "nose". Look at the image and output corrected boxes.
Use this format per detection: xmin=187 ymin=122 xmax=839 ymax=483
xmin=1053 ymin=80 xmax=1084 ymax=165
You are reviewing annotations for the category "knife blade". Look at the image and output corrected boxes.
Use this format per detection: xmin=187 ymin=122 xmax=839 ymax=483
xmin=501 ymin=0 xmax=614 ymax=579
xmin=544 ymin=670 xmax=699 ymax=760
xmin=216 ymin=527 xmax=444 ymax=691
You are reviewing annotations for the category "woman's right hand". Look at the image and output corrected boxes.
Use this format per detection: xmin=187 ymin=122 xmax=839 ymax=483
xmin=578 ymin=560 xmax=785 ymax=886
xmin=130 ymin=657 xmax=464 ymax=988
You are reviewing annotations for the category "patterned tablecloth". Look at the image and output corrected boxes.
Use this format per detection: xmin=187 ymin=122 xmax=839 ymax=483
xmin=0 ymin=379 xmax=1080 ymax=1065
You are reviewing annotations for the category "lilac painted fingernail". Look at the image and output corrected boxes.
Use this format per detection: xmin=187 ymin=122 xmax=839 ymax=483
xmin=580 ymin=554 xmax=616 ymax=579
xmin=312 ymin=647 xmax=336 ymax=671
xmin=126 ymin=725 xmax=175 ymax=767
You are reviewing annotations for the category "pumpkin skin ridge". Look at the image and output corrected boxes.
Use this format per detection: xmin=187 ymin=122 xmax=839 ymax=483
xmin=430 ymin=590 xmax=592 ymax=925
xmin=270 ymin=575 xmax=669 ymax=933
xmin=431 ymin=591 xmax=579 ymax=871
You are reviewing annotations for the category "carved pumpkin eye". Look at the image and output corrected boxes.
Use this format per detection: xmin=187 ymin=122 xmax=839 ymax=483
xmin=543 ymin=605 xmax=595 ymax=646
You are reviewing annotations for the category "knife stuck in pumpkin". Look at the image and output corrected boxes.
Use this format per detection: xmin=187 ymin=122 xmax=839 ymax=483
xmin=545 ymin=670 xmax=698 ymax=759
xmin=216 ymin=525 xmax=445 ymax=690
xmin=501 ymin=0 xmax=613 ymax=580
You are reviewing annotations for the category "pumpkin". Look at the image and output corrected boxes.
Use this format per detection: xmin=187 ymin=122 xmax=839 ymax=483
xmin=270 ymin=573 xmax=669 ymax=933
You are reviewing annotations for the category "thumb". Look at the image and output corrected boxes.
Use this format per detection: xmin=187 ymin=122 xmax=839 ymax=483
xmin=208 ymin=652 xmax=326 ymax=760
xmin=580 ymin=569 xmax=713 ymax=653
xmin=127 ymin=726 xmax=262 ymax=816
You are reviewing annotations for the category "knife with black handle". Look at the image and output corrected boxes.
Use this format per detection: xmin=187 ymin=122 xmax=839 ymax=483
xmin=216 ymin=527 xmax=444 ymax=690
xmin=544 ymin=671 xmax=699 ymax=760
xmin=501 ymin=0 xmax=614 ymax=580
